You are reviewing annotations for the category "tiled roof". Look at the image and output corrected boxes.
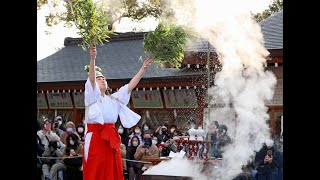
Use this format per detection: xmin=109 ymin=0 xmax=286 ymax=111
xmin=260 ymin=10 xmax=283 ymax=50
xmin=37 ymin=38 xmax=204 ymax=82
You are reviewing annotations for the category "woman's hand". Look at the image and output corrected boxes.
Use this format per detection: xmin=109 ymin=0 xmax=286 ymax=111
xmin=140 ymin=148 xmax=146 ymax=154
xmin=142 ymin=56 xmax=152 ymax=69
xmin=89 ymin=46 xmax=97 ymax=85
xmin=70 ymin=149 xmax=76 ymax=156
xmin=90 ymin=47 xmax=97 ymax=60
xmin=128 ymin=56 xmax=153 ymax=92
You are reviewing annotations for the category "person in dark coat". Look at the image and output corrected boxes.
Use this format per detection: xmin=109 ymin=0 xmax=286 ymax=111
xmin=209 ymin=121 xmax=220 ymax=158
xmin=215 ymin=124 xmax=231 ymax=158
xmin=126 ymin=136 xmax=141 ymax=180
xmin=118 ymin=124 xmax=130 ymax=148
xmin=254 ymin=139 xmax=281 ymax=180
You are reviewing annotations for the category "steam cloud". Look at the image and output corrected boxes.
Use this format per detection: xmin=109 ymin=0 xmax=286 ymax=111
xmin=143 ymin=157 xmax=205 ymax=178
xmin=145 ymin=0 xmax=277 ymax=179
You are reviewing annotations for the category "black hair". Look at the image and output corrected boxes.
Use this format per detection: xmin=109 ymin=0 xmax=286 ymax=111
xmin=53 ymin=122 xmax=59 ymax=128
xmin=213 ymin=121 xmax=220 ymax=128
xmin=142 ymin=122 xmax=152 ymax=129
xmin=66 ymin=133 xmax=79 ymax=146
xmin=169 ymin=124 xmax=177 ymax=129
xmin=76 ymin=123 xmax=85 ymax=130
xmin=163 ymin=122 xmax=169 ymax=129
xmin=217 ymin=125 xmax=228 ymax=135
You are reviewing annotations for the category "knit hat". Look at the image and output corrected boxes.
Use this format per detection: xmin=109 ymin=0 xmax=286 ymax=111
xmin=66 ymin=121 xmax=75 ymax=128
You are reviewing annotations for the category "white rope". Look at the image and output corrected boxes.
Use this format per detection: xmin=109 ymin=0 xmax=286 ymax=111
xmin=108 ymin=95 xmax=125 ymax=105
xmin=37 ymin=156 xmax=82 ymax=160
xmin=37 ymin=156 xmax=152 ymax=164
xmin=121 ymin=158 xmax=152 ymax=164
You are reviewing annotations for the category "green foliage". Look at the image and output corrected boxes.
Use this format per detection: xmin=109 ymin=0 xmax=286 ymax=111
xmin=122 ymin=0 xmax=163 ymax=20
xmin=64 ymin=0 xmax=115 ymax=50
xmin=84 ymin=65 xmax=102 ymax=72
xmin=37 ymin=0 xmax=48 ymax=10
xmin=143 ymin=21 xmax=197 ymax=68
xmin=38 ymin=0 xmax=168 ymax=31
xmin=252 ymin=0 xmax=283 ymax=22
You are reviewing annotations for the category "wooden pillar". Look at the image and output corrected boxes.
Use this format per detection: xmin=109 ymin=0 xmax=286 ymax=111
xmin=270 ymin=112 xmax=276 ymax=135
xmin=196 ymin=87 xmax=205 ymax=127
xmin=268 ymin=107 xmax=276 ymax=135
xmin=72 ymin=108 xmax=78 ymax=125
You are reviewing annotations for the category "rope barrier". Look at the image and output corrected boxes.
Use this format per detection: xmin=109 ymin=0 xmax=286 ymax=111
xmin=37 ymin=156 xmax=152 ymax=164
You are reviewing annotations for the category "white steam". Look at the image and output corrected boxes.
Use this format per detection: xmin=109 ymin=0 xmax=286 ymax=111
xmin=143 ymin=157 xmax=206 ymax=179
xmin=146 ymin=0 xmax=277 ymax=179
xmin=198 ymin=2 xmax=276 ymax=179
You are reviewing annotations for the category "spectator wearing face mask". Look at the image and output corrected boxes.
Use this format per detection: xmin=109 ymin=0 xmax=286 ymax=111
xmin=141 ymin=122 xmax=152 ymax=135
xmin=126 ymin=136 xmax=140 ymax=180
xmin=168 ymin=124 xmax=177 ymax=138
xmin=159 ymin=131 xmax=180 ymax=157
xmin=118 ymin=124 xmax=130 ymax=148
xmin=215 ymin=124 xmax=231 ymax=159
xmin=254 ymin=139 xmax=282 ymax=180
xmin=76 ymin=123 xmax=85 ymax=145
xmin=60 ymin=121 xmax=77 ymax=145
xmin=37 ymin=118 xmax=54 ymax=147
xmin=55 ymin=116 xmax=66 ymax=131
xmin=163 ymin=122 xmax=169 ymax=130
xmin=154 ymin=125 xmax=169 ymax=145
xmin=209 ymin=121 xmax=220 ymax=158
xmin=52 ymin=121 xmax=64 ymax=137
xmin=152 ymin=136 xmax=158 ymax=146
xmin=134 ymin=131 xmax=159 ymax=179
xmin=63 ymin=133 xmax=83 ymax=180
xmin=41 ymin=130 xmax=65 ymax=180
xmin=128 ymin=125 xmax=142 ymax=147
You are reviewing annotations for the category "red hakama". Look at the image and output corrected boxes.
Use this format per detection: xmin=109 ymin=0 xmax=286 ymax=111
xmin=83 ymin=123 xmax=124 ymax=180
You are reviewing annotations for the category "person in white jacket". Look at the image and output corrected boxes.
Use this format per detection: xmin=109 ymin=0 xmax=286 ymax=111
xmin=38 ymin=118 xmax=65 ymax=180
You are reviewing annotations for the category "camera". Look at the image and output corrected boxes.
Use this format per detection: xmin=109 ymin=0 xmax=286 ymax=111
xmin=142 ymin=145 xmax=150 ymax=149
xmin=53 ymin=122 xmax=59 ymax=128
xmin=49 ymin=141 xmax=58 ymax=149
xmin=267 ymin=150 xmax=272 ymax=157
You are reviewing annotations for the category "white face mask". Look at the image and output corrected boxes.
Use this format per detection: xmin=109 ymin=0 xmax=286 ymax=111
xmin=69 ymin=140 xmax=75 ymax=145
xmin=67 ymin=128 xmax=73 ymax=133
xmin=173 ymin=136 xmax=180 ymax=141
xmin=132 ymin=141 xmax=138 ymax=147
xmin=135 ymin=130 xmax=140 ymax=134
xmin=170 ymin=128 xmax=175 ymax=133
xmin=77 ymin=127 xmax=84 ymax=133
xmin=152 ymin=140 xmax=157 ymax=145
xmin=144 ymin=126 xmax=149 ymax=131
xmin=118 ymin=128 xmax=124 ymax=134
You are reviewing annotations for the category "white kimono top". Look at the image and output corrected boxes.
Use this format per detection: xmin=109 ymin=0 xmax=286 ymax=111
xmin=83 ymin=78 xmax=141 ymax=160
xmin=84 ymin=78 xmax=140 ymax=127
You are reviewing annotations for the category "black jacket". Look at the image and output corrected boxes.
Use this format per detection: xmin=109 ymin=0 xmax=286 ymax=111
xmin=255 ymin=145 xmax=281 ymax=175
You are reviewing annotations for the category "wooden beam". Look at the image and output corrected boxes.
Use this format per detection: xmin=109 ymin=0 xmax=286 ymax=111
xmin=266 ymin=56 xmax=283 ymax=63
xmin=37 ymin=77 xmax=207 ymax=91
xmin=182 ymin=49 xmax=283 ymax=65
